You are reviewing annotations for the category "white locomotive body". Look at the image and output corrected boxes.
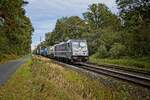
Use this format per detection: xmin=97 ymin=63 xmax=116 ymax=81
xmin=53 ymin=39 xmax=88 ymax=62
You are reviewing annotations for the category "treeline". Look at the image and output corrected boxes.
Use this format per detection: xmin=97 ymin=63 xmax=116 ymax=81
xmin=0 ymin=0 xmax=33 ymax=58
xmin=44 ymin=0 xmax=150 ymax=58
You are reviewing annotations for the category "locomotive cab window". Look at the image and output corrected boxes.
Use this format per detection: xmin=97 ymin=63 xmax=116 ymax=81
xmin=72 ymin=42 xmax=79 ymax=48
xmin=80 ymin=42 xmax=86 ymax=47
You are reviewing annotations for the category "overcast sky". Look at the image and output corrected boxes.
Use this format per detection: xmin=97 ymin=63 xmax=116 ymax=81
xmin=25 ymin=0 xmax=118 ymax=50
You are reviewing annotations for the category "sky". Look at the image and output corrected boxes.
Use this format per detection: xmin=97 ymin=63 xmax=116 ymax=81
xmin=25 ymin=0 xmax=118 ymax=50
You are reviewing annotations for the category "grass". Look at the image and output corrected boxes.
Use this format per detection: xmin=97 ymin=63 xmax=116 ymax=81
xmin=89 ymin=55 xmax=150 ymax=72
xmin=0 ymin=60 xmax=32 ymax=99
xmin=0 ymin=56 xmax=150 ymax=100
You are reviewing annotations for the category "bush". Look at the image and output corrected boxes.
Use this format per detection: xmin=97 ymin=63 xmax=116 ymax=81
xmin=95 ymin=45 xmax=108 ymax=58
xmin=109 ymin=43 xmax=126 ymax=58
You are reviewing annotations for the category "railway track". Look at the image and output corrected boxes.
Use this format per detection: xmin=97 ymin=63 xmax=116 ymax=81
xmin=87 ymin=62 xmax=150 ymax=75
xmin=54 ymin=60 xmax=150 ymax=88
xmin=79 ymin=62 xmax=150 ymax=87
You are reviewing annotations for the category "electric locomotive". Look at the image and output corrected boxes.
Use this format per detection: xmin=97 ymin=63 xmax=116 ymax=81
xmin=54 ymin=39 xmax=88 ymax=62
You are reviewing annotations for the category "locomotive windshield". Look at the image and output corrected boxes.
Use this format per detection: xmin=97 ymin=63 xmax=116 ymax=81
xmin=72 ymin=41 xmax=87 ymax=48
xmin=72 ymin=42 xmax=79 ymax=48
xmin=80 ymin=42 xmax=86 ymax=47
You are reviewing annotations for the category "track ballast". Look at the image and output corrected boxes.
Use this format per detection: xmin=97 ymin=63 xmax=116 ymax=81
xmin=53 ymin=60 xmax=150 ymax=88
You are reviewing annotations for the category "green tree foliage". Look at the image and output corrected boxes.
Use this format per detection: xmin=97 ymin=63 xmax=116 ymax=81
xmin=83 ymin=4 xmax=121 ymax=54
xmin=109 ymin=43 xmax=126 ymax=58
xmin=83 ymin=3 xmax=120 ymax=31
xmin=0 ymin=0 xmax=33 ymax=57
xmin=94 ymin=45 xmax=108 ymax=58
xmin=116 ymin=0 xmax=150 ymax=56
xmin=45 ymin=16 xmax=87 ymax=46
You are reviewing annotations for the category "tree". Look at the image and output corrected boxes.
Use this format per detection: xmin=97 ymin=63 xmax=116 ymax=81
xmin=82 ymin=3 xmax=121 ymax=54
xmin=116 ymin=0 xmax=150 ymax=56
xmin=109 ymin=43 xmax=126 ymax=58
xmin=45 ymin=16 xmax=87 ymax=46
xmin=83 ymin=3 xmax=120 ymax=31
xmin=0 ymin=0 xmax=33 ymax=58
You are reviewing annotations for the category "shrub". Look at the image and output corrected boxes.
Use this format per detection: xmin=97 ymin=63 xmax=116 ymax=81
xmin=109 ymin=43 xmax=126 ymax=58
xmin=95 ymin=45 xmax=108 ymax=58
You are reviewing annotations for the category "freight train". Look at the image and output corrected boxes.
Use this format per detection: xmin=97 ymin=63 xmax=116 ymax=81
xmin=36 ymin=39 xmax=89 ymax=62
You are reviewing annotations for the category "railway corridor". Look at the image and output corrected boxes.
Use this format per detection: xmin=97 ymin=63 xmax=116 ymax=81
xmin=0 ymin=55 xmax=150 ymax=100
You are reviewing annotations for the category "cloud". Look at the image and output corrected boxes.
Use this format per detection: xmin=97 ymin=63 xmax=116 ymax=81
xmin=25 ymin=0 xmax=117 ymax=50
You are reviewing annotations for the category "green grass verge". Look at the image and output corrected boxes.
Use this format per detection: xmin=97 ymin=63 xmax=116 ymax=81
xmin=89 ymin=55 xmax=150 ymax=72
xmin=0 ymin=56 xmax=150 ymax=100
xmin=0 ymin=60 xmax=32 ymax=99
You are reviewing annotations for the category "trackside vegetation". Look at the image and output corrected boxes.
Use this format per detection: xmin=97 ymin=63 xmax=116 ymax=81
xmin=37 ymin=1 xmax=150 ymax=69
xmin=90 ymin=56 xmax=150 ymax=72
xmin=0 ymin=0 xmax=33 ymax=62
xmin=0 ymin=56 xmax=150 ymax=100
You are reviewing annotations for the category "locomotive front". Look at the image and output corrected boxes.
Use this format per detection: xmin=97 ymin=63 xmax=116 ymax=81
xmin=71 ymin=40 xmax=88 ymax=62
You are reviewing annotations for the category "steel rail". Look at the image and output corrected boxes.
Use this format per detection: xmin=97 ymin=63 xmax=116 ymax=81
xmin=87 ymin=62 xmax=150 ymax=75
xmin=53 ymin=60 xmax=150 ymax=88
xmin=78 ymin=62 xmax=150 ymax=88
